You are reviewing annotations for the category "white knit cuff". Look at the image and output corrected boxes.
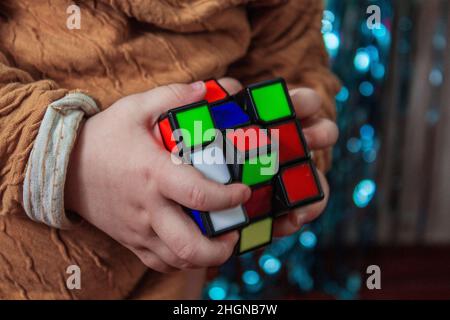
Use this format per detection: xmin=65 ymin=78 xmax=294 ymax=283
xmin=23 ymin=92 xmax=100 ymax=229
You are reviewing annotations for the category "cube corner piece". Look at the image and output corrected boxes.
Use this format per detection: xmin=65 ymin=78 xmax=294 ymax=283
xmin=204 ymin=79 xmax=229 ymax=104
xmin=246 ymin=78 xmax=296 ymax=125
xmin=169 ymin=100 xmax=217 ymax=150
xmin=276 ymin=160 xmax=324 ymax=211
xmin=157 ymin=115 xmax=178 ymax=153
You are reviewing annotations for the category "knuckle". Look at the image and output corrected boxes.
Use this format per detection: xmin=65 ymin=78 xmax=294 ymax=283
xmin=189 ymin=185 xmax=207 ymax=209
xmin=215 ymin=245 xmax=233 ymax=265
xmin=176 ymin=241 xmax=197 ymax=262
xmin=167 ymin=84 xmax=186 ymax=104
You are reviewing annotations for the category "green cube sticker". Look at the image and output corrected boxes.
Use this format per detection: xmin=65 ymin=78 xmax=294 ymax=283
xmin=239 ymin=217 xmax=273 ymax=253
xmin=175 ymin=104 xmax=215 ymax=148
xmin=241 ymin=151 xmax=278 ymax=186
xmin=250 ymin=82 xmax=293 ymax=122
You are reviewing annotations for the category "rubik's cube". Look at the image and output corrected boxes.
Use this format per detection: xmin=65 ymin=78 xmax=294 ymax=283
xmin=158 ymin=78 xmax=323 ymax=254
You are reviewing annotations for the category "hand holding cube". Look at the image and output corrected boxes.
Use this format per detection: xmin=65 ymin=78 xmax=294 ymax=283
xmin=65 ymin=78 xmax=337 ymax=272
xmin=158 ymin=78 xmax=338 ymax=254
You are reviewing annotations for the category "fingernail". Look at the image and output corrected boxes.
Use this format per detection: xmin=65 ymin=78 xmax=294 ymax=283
xmin=190 ymin=81 xmax=204 ymax=91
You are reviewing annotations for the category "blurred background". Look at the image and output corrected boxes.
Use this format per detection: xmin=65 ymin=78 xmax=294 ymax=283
xmin=204 ymin=0 xmax=450 ymax=300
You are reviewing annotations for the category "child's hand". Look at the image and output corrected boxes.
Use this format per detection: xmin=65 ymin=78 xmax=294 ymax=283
xmin=65 ymin=79 xmax=251 ymax=273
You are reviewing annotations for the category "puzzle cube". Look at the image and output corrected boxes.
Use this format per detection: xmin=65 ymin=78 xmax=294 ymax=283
xmin=158 ymin=78 xmax=324 ymax=255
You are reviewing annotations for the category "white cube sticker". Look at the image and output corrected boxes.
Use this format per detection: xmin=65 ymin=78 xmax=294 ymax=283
xmin=209 ymin=206 xmax=247 ymax=232
xmin=191 ymin=144 xmax=231 ymax=184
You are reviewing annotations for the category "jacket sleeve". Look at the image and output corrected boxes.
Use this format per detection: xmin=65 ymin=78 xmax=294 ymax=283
xmin=229 ymin=0 xmax=340 ymax=172
xmin=0 ymin=52 xmax=67 ymax=216
xmin=0 ymin=52 xmax=99 ymax=228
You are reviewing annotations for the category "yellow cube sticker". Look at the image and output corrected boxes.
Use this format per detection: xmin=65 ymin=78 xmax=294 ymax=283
xmin=239 ymin=217 xmax=273 ymax=254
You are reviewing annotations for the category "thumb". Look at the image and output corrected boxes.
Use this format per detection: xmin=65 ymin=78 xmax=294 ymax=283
xmin=133 ymin=81 xmax=206 ymax=122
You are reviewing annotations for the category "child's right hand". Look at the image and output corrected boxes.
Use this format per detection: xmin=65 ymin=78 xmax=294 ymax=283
xmin=64 ymin=79 xmax=251 ymax=273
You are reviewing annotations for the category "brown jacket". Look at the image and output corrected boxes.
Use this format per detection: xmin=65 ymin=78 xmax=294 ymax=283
xmin=0 ymin=0 xmax=339 ymax=299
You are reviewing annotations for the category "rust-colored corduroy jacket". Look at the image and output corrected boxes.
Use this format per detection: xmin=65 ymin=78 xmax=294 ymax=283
xmin=0 ymin=0 xmax=339 ymax=299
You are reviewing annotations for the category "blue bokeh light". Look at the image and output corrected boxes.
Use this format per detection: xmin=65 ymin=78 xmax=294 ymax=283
xmin=324 ymin=32 xmax=340 ymax=57
xmin=371 ymin=63 xmax=386 ymax=79
xmin=360 ymin=124 xmax=375 ymax=139
xmin=359 ymin=81 xmax=374 ymax=96
xmin=323 ymin=10 xmax=335 ymax=23
xmin=299 ymin=230 xmax=317 ymax=249
xmin=363 ymin=149 xmax=377 ymax=163
xmin=259 ymin=254 xmax=282 ymax=275
xmin=208 ymin=279 xmax=228 ymax=300
xmin=353 ymin=179 xmax=377 ymax=208
xmin=336 ymin=86 xmax=349 ymax=102
xmin=242 ymin=270 xmax=260 ymax=286
xmin=373 ymin=24 xmax=391 ymax=47
xmin=354 ymin=50 xmax=371 ymax=72
xmin=322 ymin=20 xmax=333 ymax=33
xmin=429 ymin=69 xmax=443 ymax=87
xmin=347 ymin=137 xmax=362 ymax=153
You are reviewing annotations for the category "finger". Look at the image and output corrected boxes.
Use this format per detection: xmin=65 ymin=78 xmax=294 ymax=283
xmin=135 ymin=249 xmax=179 ymax=273
xmin=152 ymin=202 xmax=239 ymax=266
xmin=273 ymin=170 xmax=329 ymax=238
xmin=156 ymin=154 xmax=251 ymax=211
xmin=302 ymin=118 xmax=339 ymax=150
xmin=146 ymin=237 xmax=198 ymax=270
xmin=132 ymin=82 xmax=207 ymax=122
xmin=217 ymin=77 xmax=243 ymax=95
xmin=289 ymin=88 xmax=322 ymax=119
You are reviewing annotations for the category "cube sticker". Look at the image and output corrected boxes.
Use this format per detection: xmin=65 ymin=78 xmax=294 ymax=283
xmin=241 ymin=151 xmax=278 ymax=186
xmin=278 ymin=161 xmax=323 ymax=208
xmin=211 ymin=101 xmax=250 ymax=130
xmin=244 ymin=184 xmax=273 ymax=219
xmin=190 ymin=210 xmax=207 ymax=235
xmin=158 ymin=117 xmax=177 ymax=152
xmin=209 ymin=206 xmax=247 ymax=234
xmin=226 ymin=125 xmax=270 ymax=155
xmin=191 ymin=143 xmax=231 ymax=184
xmin=269 ymin=120 xmax=308 ymax=165
xmin=239 ymin=217 xmax=273 ymax=254
xmin=158 ymin=78 xmax=323 ymax=254
xmin=174 ymin=103 xmax=215 ymax=149
xmin=205 ymin=79 xmax=228 ymax=103
xmin=248 ymin=79 xmax=295 ymax=123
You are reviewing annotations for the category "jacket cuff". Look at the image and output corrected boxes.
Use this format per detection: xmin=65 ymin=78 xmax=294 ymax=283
xmin=23 ymin=92 xmax=99 ymax=229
